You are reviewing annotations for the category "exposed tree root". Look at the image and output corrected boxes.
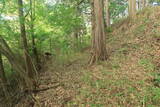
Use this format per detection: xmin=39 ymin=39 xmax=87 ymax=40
xmin=89 ymin=52 xmax=108 ymax=66
xmin=29 ymin=84 xmax=60 ymax=93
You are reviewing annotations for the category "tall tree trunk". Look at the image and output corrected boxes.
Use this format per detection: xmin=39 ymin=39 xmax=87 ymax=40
xmin=30 ymin=0 xmax=40 ymax=70
xmin=105 ymin=0 xmax=110 ymax=27
xmin=89 ymin=0 xmax=107 ymax=65
xmin=137 ymin=0 xmax=140 ymax=10
xmin=50 ymin=37 xmax=52 ymax=53
xmin=0 ymin=53 xmax=7 ymax=84
xmin=18 ymin=0 xmax=35 ymax=84
xmin=0 ymin=53 xmax=8 ymax=98
xmin=128 ymin=0 xmax=136 ymax=18
xmin=141 ymin=0 xmax=146 ymax=8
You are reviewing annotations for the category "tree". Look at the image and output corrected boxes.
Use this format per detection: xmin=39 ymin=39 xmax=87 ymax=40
xmin=141 ymin=0 xmax=149 ymax=8
xmin=0 ymin=53 xmax=7 ymax=92
xmin=89 ymin=0 xmax=107 ymax=65
xmin=0 ymin=53 xmax=9 ymax=99
xmin=0 ymin=36 xmax=33 ymax=88
xmin=18 ymin=0 xmax=36 ymax=87
xmin=128 ymin=0 xmax=136 ymax=18
xmin=29 ymin=0 xmax=40 ymax=70
xmin=0 ymin=53 xmax=7 ymax=85
xmin=105 ymin=0 xmax=110 ymax=27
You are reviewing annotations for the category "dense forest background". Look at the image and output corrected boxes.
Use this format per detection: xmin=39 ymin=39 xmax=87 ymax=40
xmin=0 ymin=0 xmax=160 ymax=106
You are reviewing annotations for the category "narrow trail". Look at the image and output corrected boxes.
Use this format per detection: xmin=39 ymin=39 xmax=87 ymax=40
xmin=33 ymin=54 xmax=88 ymax=107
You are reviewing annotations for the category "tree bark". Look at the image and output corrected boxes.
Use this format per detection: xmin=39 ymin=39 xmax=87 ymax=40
xmin=105 ymin=0 xmax=110 ymax=27
xmin=89 ymin=0 xmax=107 ymax=65
xmin=137 ymin=0 xmax=140 ymax=10
xmin=18 ymin=0 xmax=36 ymax=84
xmin=0 ymin=53 xmax=7 ymax=84
xmin=141 ymin=0 xmax=146 ymax=8
xmin=0 ymin=53 xmax=9 ymax=99
xmin=0 ymin=36 xmax=32 ymax=88
xmin=128 ymin=0 xmax=136 ymax=18
xmin=0 ymin=53 xmax=7 ymax=97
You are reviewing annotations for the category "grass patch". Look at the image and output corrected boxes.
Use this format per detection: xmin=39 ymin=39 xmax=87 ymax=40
xmin=134 ymin=24 xmax=146 ymax=35
xmin=145 ymin=87 xmax=160 ymax=106
xmin=138 ymin=58 xmax=155 ymax=71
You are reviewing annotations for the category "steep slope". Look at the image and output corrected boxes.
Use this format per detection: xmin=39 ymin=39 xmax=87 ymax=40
xmin=69 ymin=6 xmax=160 ymax=105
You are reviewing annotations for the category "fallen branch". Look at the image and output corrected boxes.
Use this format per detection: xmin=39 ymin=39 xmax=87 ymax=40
xmin=24 ymin=84 xmax=60 ymax=94
xmin=65 ymin=58 xmax=81 ymax=67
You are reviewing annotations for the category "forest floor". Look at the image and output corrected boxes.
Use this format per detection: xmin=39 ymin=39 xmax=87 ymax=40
xmin=18 ymin=7 xmax=160 ymax=107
